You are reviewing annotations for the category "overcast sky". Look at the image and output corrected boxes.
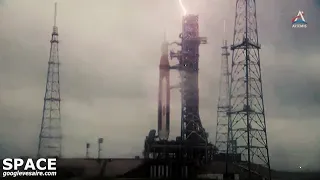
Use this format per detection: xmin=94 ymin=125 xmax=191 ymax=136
xmin=0 ymin=0 xmax=319 ymax=171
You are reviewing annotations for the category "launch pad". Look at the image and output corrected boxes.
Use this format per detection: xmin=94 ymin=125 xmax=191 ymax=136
xmin=31 ymin=1 xmax=287 ymax=179
xmin=143 ymin=134 xmax=216 ymax=178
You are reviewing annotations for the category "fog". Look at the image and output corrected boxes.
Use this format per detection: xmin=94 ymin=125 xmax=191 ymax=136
xmin=0 ymin=0 xmax=319 ymax=171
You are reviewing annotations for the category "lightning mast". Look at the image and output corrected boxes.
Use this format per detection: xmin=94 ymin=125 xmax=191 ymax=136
xmin=37 ymin=2 xmax=62 ymax=158
xmin=215 ymin=20 xmax=230 ymax=153
xmin=228 ymin=0 xmax=271 ymax=179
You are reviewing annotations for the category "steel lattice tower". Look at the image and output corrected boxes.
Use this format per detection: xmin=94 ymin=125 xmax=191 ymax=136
xmin=37 ymin=3 xmax=62 ymax=158
xmin=215 ymin=26 xmax=231 ymax=153
xmin=228 ymin=0 xmax=271 ymax=179
xmin=178 ymin=15 xmax=207 ymax=143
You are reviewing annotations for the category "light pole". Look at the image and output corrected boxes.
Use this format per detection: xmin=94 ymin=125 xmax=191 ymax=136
xmin=98 ymin=138 xmax=103 ymax=159
xmin=86 ymin=143 xmax=90 ymax=158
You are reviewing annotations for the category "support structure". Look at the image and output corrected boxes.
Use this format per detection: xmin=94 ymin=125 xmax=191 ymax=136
xmin=178 ymin=15 xmax=209 ymax=145
xmin=228 ymin=0 xmax=271 ymax=179
xmin=37 ymin=2 xmax=62 ymax=158
xmin=142 ymin=14 xmax=216 ymax=179
xmin=215 ymin=21 xmax=231 ymax=154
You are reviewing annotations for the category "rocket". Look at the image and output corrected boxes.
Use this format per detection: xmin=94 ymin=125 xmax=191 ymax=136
xmin=158 ymin=35 xmax=170 ymax=140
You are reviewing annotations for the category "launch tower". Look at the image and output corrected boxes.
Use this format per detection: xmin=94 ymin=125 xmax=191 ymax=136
xmin=37 ymin=3 xmax=62 ymax=158
xmin=177 ymin=15 xmax=208 ymax=144
xmin=143 ymin=14 xmax=215 ymax=179
xmin=227 ymin=0 xmax=272 ymax=179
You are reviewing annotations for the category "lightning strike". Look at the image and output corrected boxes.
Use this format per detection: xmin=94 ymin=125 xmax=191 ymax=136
xmin=179 ymin=0 xmax=187 ymax=16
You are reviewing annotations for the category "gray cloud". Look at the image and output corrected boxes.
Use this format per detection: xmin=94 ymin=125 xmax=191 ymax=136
xmin=0 ymin=0 xmax=319 ymax=171
xmin=274 ymin=71 xmax=320 ymax=107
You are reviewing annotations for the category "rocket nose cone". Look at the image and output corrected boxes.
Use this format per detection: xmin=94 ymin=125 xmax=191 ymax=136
xmin=161 ymin=42 xmax=169 ymax=54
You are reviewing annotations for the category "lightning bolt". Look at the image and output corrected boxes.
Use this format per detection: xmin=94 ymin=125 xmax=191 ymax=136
xmin=179 ymin=0 xmax=187 ymax=16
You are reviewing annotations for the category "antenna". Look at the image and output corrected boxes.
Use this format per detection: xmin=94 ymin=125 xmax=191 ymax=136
xmin=223 ymin=20 xmax=226 ymax=35
xmin=223 ymin=19 xmax=227 ymax=45
xmin=54 ymin=2 xmax=57 ymax=26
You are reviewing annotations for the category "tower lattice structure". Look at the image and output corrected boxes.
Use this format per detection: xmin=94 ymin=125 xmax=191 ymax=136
xmin=175 ymin=15 xmax=208 ymax=144
xmin=37 ymin=3 xmax=62 ymax=158
xmin=228 ymin=0 xmax=271 ymax=179
xmin=215 ymin=38 xmax=230 ymax=153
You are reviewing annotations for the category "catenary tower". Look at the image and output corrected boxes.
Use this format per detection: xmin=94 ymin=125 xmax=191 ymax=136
xmin=228 ymin=0 xmax=271 ymax=179
xmin=37 ymin=3 xmax=62 ymax=158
